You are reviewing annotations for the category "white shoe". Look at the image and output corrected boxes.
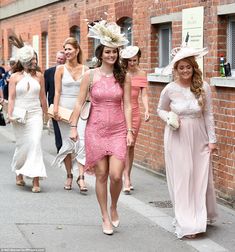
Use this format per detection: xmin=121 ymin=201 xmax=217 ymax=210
xmin=111 ymin=220 xmax=120 ymax=228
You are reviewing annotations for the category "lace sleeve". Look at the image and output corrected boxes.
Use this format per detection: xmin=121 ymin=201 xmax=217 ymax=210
xmin=157 ymin=85 xmax=171 ymax=122
xmin=203 ymin=82 xmax=217 ymax=143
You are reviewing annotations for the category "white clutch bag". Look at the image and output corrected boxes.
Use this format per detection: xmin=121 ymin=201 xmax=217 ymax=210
xmin=167 ymin=111 xmax=179 ymax=130
xmin=11 ymin=107 xmax=27 ymax=124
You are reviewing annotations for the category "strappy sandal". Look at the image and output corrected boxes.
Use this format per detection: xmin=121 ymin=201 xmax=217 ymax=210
xmin=64 ymin=173 xmax=73 ymax=190
xmin=76 ymin=175 xmax=88 ymax=193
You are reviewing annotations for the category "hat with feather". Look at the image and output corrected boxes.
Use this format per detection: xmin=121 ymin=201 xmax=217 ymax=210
xmin=9 ymin=34 xmax=34 ymax=64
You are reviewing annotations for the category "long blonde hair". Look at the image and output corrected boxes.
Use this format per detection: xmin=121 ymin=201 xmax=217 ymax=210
xmin=174 ymin=56 xmax=205 ymax=107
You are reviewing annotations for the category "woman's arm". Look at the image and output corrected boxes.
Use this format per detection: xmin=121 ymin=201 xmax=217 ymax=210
xmin=202 ymin=82 xmax=217 ymax=151
xmin=53 ymin=65 xmax=63 ymax=119
xmin=123 ymin=73 xmax=134 ymax=146
xmin=8 ymin=73 xmax=17 ymax=118
xmin=69 ymin=70 xmax=90 ymax=141
xmin=141 ymin=87 xmax=150 ymax=121
xmin=157 ymin=86 xmax=171 ymax=122
xmin=38 ymin=72 xmax=48 ymax=114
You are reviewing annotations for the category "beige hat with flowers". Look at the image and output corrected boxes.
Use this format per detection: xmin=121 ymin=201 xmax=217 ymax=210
xmin=88 ymin=20 xmax=129 ymax=48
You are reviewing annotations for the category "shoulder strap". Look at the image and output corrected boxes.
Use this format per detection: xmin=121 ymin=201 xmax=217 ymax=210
xmin=89 ymin=69 xmax=94 ymax=91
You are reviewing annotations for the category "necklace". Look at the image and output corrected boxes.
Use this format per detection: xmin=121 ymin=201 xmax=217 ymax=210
xmin=99 ymin=67 xmax=113 ymax=77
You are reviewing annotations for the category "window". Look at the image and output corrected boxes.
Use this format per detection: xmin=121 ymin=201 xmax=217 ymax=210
xmin=70 ymin=26 xmax=80 ymax=43
xmin=117 ymin=17 xmax=132 ymax=46
xmin=227 ymin=17 xmax=235 ymax=70
xmin=41 ymin=32 xmax=48 ymax=69
xmin=159 ymin=24 xmax=172 ymax=68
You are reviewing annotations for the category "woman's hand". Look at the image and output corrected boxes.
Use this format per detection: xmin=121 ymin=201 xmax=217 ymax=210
xmin=53 ymin=111 xmax=61 ymax=121
xmin=127 ymin=131 xmax=134 ymax=146
xmin=208 ymin=143 xmax=217 ymax=153
xmin=144 ymin=111 xmax=150 ymax=122
xmin=70 ymin=126 xmax=78 ymax=142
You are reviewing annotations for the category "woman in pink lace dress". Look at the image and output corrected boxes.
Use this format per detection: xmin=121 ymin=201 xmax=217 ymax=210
xmin=70 ymin=21 xmax=133 ymax=235
xmin=157 ymin=45 xmax=218 ymax=238
xmin=120 ymin=46 xmax=150 ymax=193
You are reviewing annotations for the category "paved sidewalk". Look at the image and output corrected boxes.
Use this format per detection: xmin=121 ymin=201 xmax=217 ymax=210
xmin=0 ymin=124 xmax=234 ymax=252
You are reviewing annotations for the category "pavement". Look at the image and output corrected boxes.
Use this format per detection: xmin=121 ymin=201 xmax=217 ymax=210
xmin=0 ymin=124 xmax=235 ymax=252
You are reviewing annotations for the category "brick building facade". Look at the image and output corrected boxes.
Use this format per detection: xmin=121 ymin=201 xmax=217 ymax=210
xmin=0 ymin=0 xmax=234 ymax=207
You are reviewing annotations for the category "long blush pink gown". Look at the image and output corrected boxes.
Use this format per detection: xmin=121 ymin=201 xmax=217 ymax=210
xmin=157 ymin=81 xmax=218 ymax=238
xmin=85 ymin=71 xmax=127 ymax=173
xmin=131 ymin=76 xmax=148 ymax=141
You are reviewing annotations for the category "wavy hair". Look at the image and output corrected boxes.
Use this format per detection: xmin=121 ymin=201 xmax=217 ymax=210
xmin=63 ymin=37 xmax=82 ymax=64
xmin=95 ymin=44 xmax=126 ymax=85
xmin=174 ymin=56 xmax=205 ymax=107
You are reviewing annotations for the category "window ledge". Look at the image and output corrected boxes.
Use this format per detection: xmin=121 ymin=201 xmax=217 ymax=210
xmin=210 ymin=77 xmax=235 ymax=88
xmin=147 ymin=73 xmax=173 ymax=83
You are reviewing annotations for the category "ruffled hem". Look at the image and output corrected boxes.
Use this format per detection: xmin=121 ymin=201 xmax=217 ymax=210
xmin=52 ymin=138 xmax=85 ymax=169
xmin=15 ymin=167 xmax=47 ymax=178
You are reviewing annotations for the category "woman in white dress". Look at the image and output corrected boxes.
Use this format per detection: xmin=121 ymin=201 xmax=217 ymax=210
xmin=8 ymin=35 xmax=47 ymax=193
xmin=157 ymin=45 xmax=218 ymax=238
xmin=53 ymin=37 xmax=89 ymax=192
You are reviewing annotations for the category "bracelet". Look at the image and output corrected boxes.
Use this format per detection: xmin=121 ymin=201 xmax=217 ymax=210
xmin=70 ymin=125 xmax=77 ymax=128
xmin=127 ymin=128 xmax=134 ymax=133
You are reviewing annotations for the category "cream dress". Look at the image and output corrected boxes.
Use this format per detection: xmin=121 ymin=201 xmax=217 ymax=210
xmin=157 ymin=81 xmax=217 ymax=238
xmin=11 ymin=72 xmax=47 ymax=178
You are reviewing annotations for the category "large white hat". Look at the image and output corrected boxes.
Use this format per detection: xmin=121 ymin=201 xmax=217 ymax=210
xmin=88 ymin=20 xmax=129 ymax=48
xmin=16 ymin=45 xmax=34 ymax=64
xmin=162 ymin=46 xmax=208 ymax=75
xmin=120 ymin=46 xmax=139 ymax=59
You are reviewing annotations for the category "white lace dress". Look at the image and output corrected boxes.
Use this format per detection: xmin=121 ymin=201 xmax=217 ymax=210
xmin=52 ymin=65 xmax=86 ymax=168
xmin=157 ymin=81 xmax=217 ymax=238
xmin=11 ymin=72 xmax=47 ymax=178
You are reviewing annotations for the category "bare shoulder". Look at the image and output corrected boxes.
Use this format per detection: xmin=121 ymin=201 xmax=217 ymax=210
xmin=10 ymin=72 xmax=22 ymax=83
xmin=56 ymin=64 xmax=64 ymax=73
xmin=83 ymin=64 xmax=89 ymax=72
xmin=36 ymin=71 xmax=43 ymax=78
xmin=138 ymin=70 xmax=147 ymax=77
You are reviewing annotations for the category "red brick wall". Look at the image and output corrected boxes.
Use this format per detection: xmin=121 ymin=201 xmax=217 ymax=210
xmin=0 ymin=0 xmax=234 ymax=207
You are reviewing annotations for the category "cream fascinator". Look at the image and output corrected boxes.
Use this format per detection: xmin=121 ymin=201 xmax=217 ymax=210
xmin=162 ymin=35 xmax=208 ymax=75
xmin=9 ymin=34 xmax=34 ymax=64
xmin=88 ymin=20 xmax=129 ymax=48
xmin=120 ymin=46 xmax=139 ymax=59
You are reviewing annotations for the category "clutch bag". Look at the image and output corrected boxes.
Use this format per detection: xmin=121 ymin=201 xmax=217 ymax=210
xmin=12 ymin=107 xmax=27 ymax=124
xmin=167 ymin=111 xmax=179 ymax=130
xmin=48 ymin=104 xmax=73 ymax=123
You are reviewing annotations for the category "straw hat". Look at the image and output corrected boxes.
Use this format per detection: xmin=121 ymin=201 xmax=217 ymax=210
xmin=88 ymin=20 xmax=129 ymax=48
xmin=120 ymin=46 xmax=139 ymax=59
xmin=162 ymin=46 xmax=208 ymax=75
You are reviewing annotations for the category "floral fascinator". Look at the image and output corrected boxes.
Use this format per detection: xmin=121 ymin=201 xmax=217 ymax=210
xmin=9 ymin=34 xmax=34 ymax=64
xmin=162 ymin=34 xmax=208 ymax=75
xmin=88 ymin=20 xmax=129 ymax=48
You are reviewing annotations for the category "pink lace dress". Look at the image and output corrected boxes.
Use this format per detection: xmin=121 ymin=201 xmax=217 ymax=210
xmin=85 ymin=72 xmax=127 ymax=173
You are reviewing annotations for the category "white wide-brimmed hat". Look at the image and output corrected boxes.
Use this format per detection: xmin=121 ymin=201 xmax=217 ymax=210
xmin=162 ymin=46 xmax=208 ymax=75
xmin=88 ymin=20 xmax=129 ymax=48
xmin=120 ymin=46 xmax=139 ymax=59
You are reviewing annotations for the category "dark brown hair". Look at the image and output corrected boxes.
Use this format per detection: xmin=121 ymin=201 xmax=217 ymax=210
xmin=63 ymin=37 xmax=82 ymax=64
xmin=95 ymin=44 xmax=126 ymax=85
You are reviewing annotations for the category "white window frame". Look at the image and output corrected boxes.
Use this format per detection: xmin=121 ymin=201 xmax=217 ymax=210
xmin=227 ymin=16 xmax=235 ymax=70
xmin=159 ymin=24 xmax=172 ymax=68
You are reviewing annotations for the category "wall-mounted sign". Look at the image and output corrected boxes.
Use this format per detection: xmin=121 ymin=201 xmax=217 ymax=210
xmin=182 ymin=6 xmax=204 ymax=72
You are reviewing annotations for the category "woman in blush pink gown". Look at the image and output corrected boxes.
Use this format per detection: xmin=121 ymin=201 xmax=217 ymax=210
xmin=120 ymin=46 xmax=150 ymax=193
xmin=70 ymin=21 xmax=133 ymax=235
xmin=157 ymin=45 xmax=218 ymax=239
